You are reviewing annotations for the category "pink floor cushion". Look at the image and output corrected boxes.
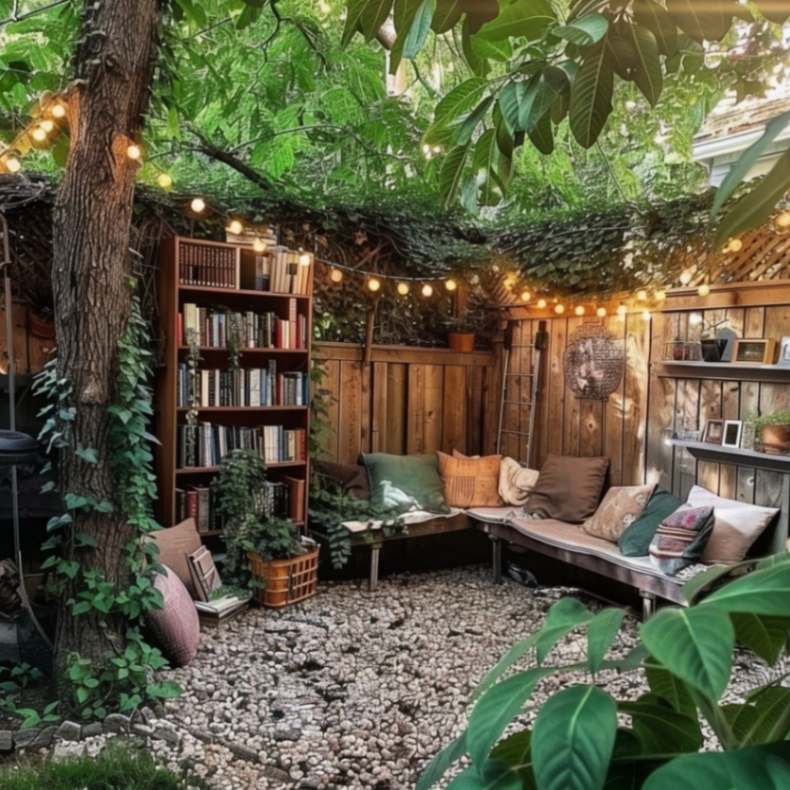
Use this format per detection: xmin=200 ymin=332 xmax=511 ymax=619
xmin=147 ymin=565 xmax=200 ymax=667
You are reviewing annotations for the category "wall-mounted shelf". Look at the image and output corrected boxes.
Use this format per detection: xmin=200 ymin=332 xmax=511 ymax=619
xmin=672 ymin=439 xmax=790 ymax=474
xmin=656 ymin=361 xmax=790 ymax=384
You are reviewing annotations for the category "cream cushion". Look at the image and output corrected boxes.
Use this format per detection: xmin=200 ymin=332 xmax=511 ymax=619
xmin=498 ymin=457 xmax=540 ymax=506
xmin=687 ymin=485 xmax=778 ymax=563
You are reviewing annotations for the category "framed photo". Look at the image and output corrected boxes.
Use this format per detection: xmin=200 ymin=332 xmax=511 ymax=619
xmin=703 ymin=419 xmax=724 ymax=445
xmin=732 ymin=338 xmax=777 ymax=365
xmin=776 ymin=336 xmax=790 ymax=368
xmin=722 ymin=420 xmax=743 ymax=448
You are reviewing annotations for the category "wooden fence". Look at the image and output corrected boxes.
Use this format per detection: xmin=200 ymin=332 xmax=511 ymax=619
xmin=313 ymin=342 xmax=500 ymax=465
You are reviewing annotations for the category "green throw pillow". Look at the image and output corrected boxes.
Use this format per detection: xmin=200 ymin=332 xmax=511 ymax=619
xmin=361 ymin=453 xmax=450 ymax=515
xmin=618 ymin=488 xmax=682 ymax=557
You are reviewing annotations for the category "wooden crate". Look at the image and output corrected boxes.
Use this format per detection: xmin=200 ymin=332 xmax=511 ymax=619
xmin=247 ymin=545 xmax=319 ymax=608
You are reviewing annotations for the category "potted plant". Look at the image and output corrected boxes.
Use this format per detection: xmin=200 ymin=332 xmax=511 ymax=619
xmin=446 ymin=316 xmax=476 ymax=353
xmin=749 ymin=411 xmax=790 ymax=454
xmin=212 ymin=449 xmax=319 ymax=607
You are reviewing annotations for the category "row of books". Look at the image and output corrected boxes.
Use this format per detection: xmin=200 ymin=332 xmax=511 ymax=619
xmin=177 ymin=366 xmax=308 ymax=408
xmin=250 ymin=248 xmax=310 ymax=295
xmin=176 ymin=477 xmax=305 ymax=532
xmin=177 ymin=423 xmax=307 ymax=468
xmin=180 ymin=302 xmax=307 ymax=350
xmin=178 ymin=241 xmax=238 ymax=289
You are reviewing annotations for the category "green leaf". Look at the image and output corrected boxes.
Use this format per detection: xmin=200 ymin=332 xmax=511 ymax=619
xmin=642 ymin=743 xmax=790 ymax=790
xmin=634 ymin=0 xmax=678 ymax=55
xmin=360 ymin=0 xmax=394 ymax=40
xmin=724 ymin=687 xmax=790 ymax=746
xmin=667 ymin=0 xmax=733 ymax=43
xmin=439 ymin=143 xmax=471 ymax=207
xmin=468 ymin=668 xmax=552 ymax=768
xmin=519 ymin=67 xmax=569 ymax=133
xmin=447 ymin=761 xmax=522 ymax=789
xmin=417 ymin=734 xmax=468 ymax=790
xmin=587 ymin=608 xmax=625 ymax=672
xmin=702 ymin=558 xmax=790 ymax=616
xmin=569 ymin=42 xmax=614 ymax=148
xmin=554 ymin=12 xmax=608 ymax=46
xmin=619 ymin=699 xmax=702 ymax=753
xmin=402 ymin=0 xmax=436 ymax=60
xmin=498 ymin=81 xmax=526 ymax=131
xmin=731 ymin=613 xmax=790 ymax=665
xmin=490 ymin=730 xmax=533 ymax=779
xmin=626 ymin=25 xmax=663 ymax=106
xmin=425 ymin=77 xmax=488 ymax=142
xmin=711 ymin=110 xmax=790 ymax=219
xmin=640 ymin=607 xmax=733 ymax=699
xmin=476 ymin=0 xmax=555 ymax=41
xmin=532 ymin=685 xmax=617 ymax=790
xmin=536 ymin=597 xmax=591 ymax=663
xmin=644 ymin=657 xmax=697 ymax=717
xmin=75 ymin=446 xmax=99 ymax=464
xmin=527 ymin=113 xmax=553 ymax=154
xmin=432 ymin=0 xmax=463 ymax=33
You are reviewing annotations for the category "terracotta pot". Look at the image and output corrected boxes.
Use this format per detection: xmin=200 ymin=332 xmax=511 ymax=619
xmin=448 ymin=331 xmax=475 ymax=353
xmin=759 ymin=424 xmax=790 ymax=455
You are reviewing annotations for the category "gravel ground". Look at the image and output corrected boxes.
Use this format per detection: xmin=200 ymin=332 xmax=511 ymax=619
xmin=134 ymin=564 xmax=783 ymax=789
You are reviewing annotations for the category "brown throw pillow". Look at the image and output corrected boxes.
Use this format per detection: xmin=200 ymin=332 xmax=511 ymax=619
xmin=583 ymin=483 xmax=655 ymax=543
xmin=151 ymin=518 xmax=202 ymax=598
xmin=146 ymin=566 xmax=200 ymax=667
xmin=526 ymin=455 xmax=610 ymax=523
xmin=314 ymin=459 xmax=370 ymax=500
xmin=437 ymin=451 xmax=503 ymax=508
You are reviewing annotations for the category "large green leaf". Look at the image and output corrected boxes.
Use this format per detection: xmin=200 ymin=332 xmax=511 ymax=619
xmin=447 ymin=760 xmax=522 ymax=790
xmin=626 ymin=24 xmax=663 ymax=106
xmin=755 ymin=0 xmax=790 ymax=24
xmin=536 ymin=597 xmax=591 ymax=663
xmin=417 ymin=734 xmax=468 ymax=790
xmin=554 ymin=12 xmax=609 ymax=46
xmin=439 ymin=143 xmax=471 ymax=206
xmin=402 ymin=0 xmax=436 ymax=59
xmin=468 ymin=667 xmax=552 ymax=769
xmin=476 ymin=0 xmax=556 ymax=41
xmin=634 ymin=0 xmax=678 ymax=55
xmin=587 ymin=608 xmax=625 ymax=673
xmin=455 ymin=96 xmax=494 ymax=144
xmin=424 ymin=77 xmax=488 ymax=143
xmin=474 ymin=129 xmax=502 ymax=206
xmin=724 ymin=687 xmax=790 ymax=746
xmin=490 ymin=730 xmax=534 ymax=784
xmin=732 ymin=613 xmax=790 ymax=665
xmin=667 ymin=0 xmax=733 ymax=42
xmin=527 ymin=113 xmax=554 ymax=154
xmin=711 ymin=110 xmax=790 ymax=218
xmin=702 ymin=559 xmax=790 ymax=616
xmin=644 ymin=657 xmax=696 ymax=717
xmin=519 ymin=66 xmax=570 ymax=134
xmin=619 ymin=698 xmax=702 ymax=753
xmin=342 ymin=0 xmax=368 ymax=45
xmin=640 ymin=607 xmax=733 ymax=699
xmin=642 ymin=743 xmax=790 ymax=790
xmin=498 ymin=80 xmax=526 ymax=131
xmin=462 ymin=15 xmax=491 ymax=75
xmin=360 ymin=0 xmax=395 ymax=39
xmin=432 ymin=0 xmax=463 ymax=32
xmin=532 ymin=685 xmax=617 ymax=790
xmin=569 ymin=42 xmax=613 ymax=147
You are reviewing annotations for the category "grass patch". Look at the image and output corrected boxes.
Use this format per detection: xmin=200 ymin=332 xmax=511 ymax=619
xmin=0 ymin=741 xmax=200 ymax=789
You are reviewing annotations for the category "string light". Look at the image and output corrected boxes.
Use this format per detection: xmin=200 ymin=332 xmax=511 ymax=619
xmin=190 ymin=197 xmax=206 ymax=213
xmin=698 ymin=283 xmax=711 ymax=297
xmin=617 ymin=303 xmax=627 ymax=317
xmin=536 ymin=298 xmax=547 ymax=309
xmin=397 ymin=282 xmax=410 ymax=296
xmin=421 ymin=283 xmax=433 ymax=298
xmin=298 ymin=251 xmax=312 ymax=266
xmin=253 ymin=238 xmax=267 ymax=253
xmin=40 ymin=119 xmax=54 ymax=133
xmin=157 ymin=173 xmax=173 ymax=189
xmin=520 ymin=290 xmax=531 ymax=303
xmin=642 ymin=309 xmax=652 ymax=321
xmin=126 ymin=144 xmax=142 ymax=161
xmin=777 ymin=211 xmax=790 ymax=230
xmin=5 ymin=157 xmax=20 ymax=174
xmin=51 ymin=102 xmax=66 ymax=119
xmin=636 ymin=289 xmax=648 ymax=301
xmin=31 ymin=127 xmax=46 ymax=142
xmin=503 ymin=275 xmax=516 ymax=290
xmin=554 ymin=303 xmax=565 ymax=315
xmin=679 ymin=269 xmax=693 ymax=286
xmin=654 ymin=289 xmax=667 ymax=301
xmin=444 ymin=278 xmax=457 ymax=292
xmin=367 ymin=277 xmax=381 ymax=293
xmin=726 ymin=237 xmax=743 ymax=253
xmin=574 ymin=305 xmax=585 ymax=316
xmin=596 ymin=306 xmax=607 ymax=318
xmin=228 ymin=219 xmax=243 ymax=235
xmin=330 ymin=267 xmax=343 ymax=283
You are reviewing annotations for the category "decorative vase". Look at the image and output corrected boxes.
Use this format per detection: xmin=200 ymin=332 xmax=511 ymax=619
xmin=448 ymin=332 xmax=475 ymax=353
xmin=759 ymin=424 xmax=790 ymax=455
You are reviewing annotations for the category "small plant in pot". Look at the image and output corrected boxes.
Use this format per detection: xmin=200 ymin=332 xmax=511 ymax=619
xmin=446 ymin=316 xmax=476 ymax=353
xmin=212 ymin=449 xmax=318 ymax=607
xmin=749 ymin=410 xmax=790 ymax=455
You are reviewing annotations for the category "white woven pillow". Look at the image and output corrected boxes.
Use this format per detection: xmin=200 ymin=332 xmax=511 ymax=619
xmin=498 ymin=457 xmax=540 ymax=506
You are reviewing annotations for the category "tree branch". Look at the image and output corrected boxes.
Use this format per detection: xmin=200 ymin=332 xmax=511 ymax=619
xmin=0 ymin=0 xmax=68 ymax=28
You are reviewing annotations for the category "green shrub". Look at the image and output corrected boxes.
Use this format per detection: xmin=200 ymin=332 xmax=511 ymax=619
xmin=420 ymin=554 xmax=790 ymax=789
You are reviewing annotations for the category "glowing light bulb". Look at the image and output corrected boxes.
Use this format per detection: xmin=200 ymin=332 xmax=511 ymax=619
xmin=5 ymin=156 xmax=20 ymax=173
xmin=445 ymin=278 xmax=457 ymax=292
xmin=228 ymin=220 xmax=243 ymax=235
xmin=642 ymin=309 xmax=652 ymax=321
xmin=777 ymin=211 xmax=790 ymax=230
xmin=157 ymin=173 xmax=173 ymax=189
xmin=32 ymin=127 xmax=46 ymax=142
xmin=728 ymin=238 xmax=743 ymax=252
xmin=368 ymin=277 xmax=381 ymax=293
xmin=51 ymin=102 xmax=66 ymax=119
xmin=126 ymin=144 xmax=142 ymax=160
xmin=596 ymin=307 xmax=607 ymax=318
xmin=554 ymin=303 xmax=565 ymax=315
xmin=491 ymin=264 xmax=500 ymax=274
xmin=330 ymin=268 xmax=343 ymax=283
xmin=40 ymin=119 xmax=54 ymax=133
xmin=421 ymin=283 xmax=433 ymax=298
xmin=679 ymin=269 xmax=693 ymax=286
xmin=253 ymin=238 xmax=267 ymax=253
xmin=190 ymin=197 xmax=206 ymax=214
xmin=574 ymin=305 xmax=585 ymax=317
xmin=536 ymin=298 xmax=547 ymax=309
xmin=298 ymin=251 xmax=312 ymax=266
xmin=503 ymin=276 xmax=516 ymax=290
xmin=617 ymin=304 xmax=627 ymax=318
xmin=655 ymin=289 xmax=667 ymax=301
xmin=698 ymin=283 xmax=711 ymax=297
xmin=397 ymin=282 xmax=410 ymax=296
xmin=636 ymin=289 xmax=648 ymax=301
xmin=520 ymin=290 xmax=531 ymax=303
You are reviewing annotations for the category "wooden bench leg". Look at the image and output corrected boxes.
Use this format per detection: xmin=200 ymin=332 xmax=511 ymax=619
xmin=491 ymin=537 xmax=503 ymax=584
xmin=369 ymin=543 xmax=382 ymax=591
xmin=640 ymin=591 xmax=656 ymax=620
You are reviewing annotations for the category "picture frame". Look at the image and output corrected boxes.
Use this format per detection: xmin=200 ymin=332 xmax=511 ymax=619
xmin=722 ymin=420 xmax=743 ymax=449
xmin=776 ymin=336 xmax=790 ymax=368
xmin=702 ymin=419 xmax=724 ymax=445
xmin=732 ymin=338 xmax=777 ymax=365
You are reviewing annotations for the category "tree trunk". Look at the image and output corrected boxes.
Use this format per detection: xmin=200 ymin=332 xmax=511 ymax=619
xmin=51 ymin=0 xmax=164 ymax=676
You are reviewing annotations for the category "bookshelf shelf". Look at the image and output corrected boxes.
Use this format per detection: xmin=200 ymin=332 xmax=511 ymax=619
xmin=156 ymin=235 xmax=313 ymax=531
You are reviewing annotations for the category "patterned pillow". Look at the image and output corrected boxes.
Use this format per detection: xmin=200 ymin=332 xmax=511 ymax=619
xmin=649 ymin=505 xmax=714 ymax=576
xmin=437 ymin=451 xmax=503 ymax=508
xmin=582 ymin=484 xmax=655 ymax=543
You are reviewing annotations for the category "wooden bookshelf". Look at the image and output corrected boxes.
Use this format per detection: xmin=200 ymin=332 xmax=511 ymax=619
xmin=155 ymin=235 xmax=313 ymax=533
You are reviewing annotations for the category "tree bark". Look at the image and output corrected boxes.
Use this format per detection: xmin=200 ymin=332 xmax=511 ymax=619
xmin=51 ymin=0 xmax=164 ymax=676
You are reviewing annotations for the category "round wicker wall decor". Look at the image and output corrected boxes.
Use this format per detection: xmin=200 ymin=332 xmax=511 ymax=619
xmin=563 ymin=323 xmax=625 ymax=401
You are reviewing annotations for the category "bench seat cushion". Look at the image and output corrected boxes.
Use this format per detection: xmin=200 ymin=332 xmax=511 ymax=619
xmin=342 ymin=507 xmax=465 ymax=534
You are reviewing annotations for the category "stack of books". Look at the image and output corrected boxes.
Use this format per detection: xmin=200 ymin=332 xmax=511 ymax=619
xmin=195 ymin=591 xmax=252 ymax=627
xmin=177 ymin=423 xmax=306 ymax=468
xmin=264 ymin=246 xmax=311 ymax=295
xmin=177 ymin=366 xmax=308 ymax=409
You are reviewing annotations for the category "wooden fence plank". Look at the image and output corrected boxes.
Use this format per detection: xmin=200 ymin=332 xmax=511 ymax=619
xmin=317 ymin=358 xmax=340 ymax=461
xmin=371 ymin=362 xmax=388 ymax=453
xmin=442 ymin=365 xmax=466 ymax=453
xmin=338 ymin=360 xmax=363 ymax=464
xmin=386 ymin=363 xmax=407 ymax=454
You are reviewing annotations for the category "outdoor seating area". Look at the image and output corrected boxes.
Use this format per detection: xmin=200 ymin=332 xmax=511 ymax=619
xmin=2 ymin=2 xmax=790 ymax=789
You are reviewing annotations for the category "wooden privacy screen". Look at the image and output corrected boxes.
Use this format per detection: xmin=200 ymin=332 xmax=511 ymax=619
xmin=314 ymin=342 xmax=499 ymax=464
